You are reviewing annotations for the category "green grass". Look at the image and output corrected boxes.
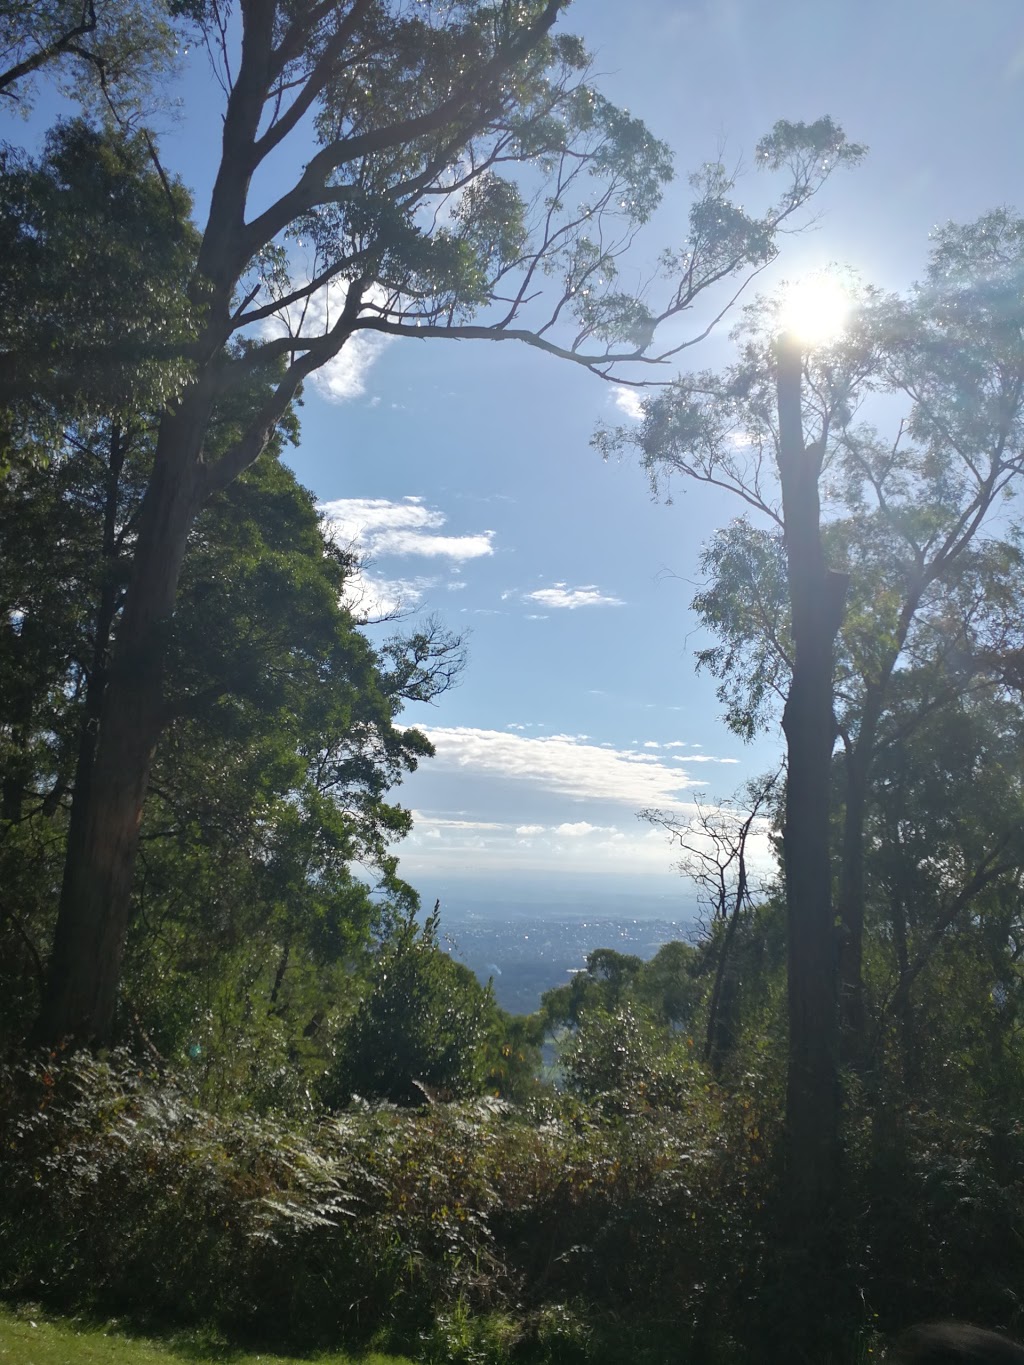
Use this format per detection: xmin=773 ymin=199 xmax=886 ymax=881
xmin=0 ymin=1303 xmax=415 ymax=1365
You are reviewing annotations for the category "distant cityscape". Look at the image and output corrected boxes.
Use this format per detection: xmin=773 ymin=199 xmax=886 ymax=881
xmin=441 ymin=913 xmax=700 ymax=1015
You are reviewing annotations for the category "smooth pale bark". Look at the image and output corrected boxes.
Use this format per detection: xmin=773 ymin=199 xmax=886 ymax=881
xmin=775 ymin=335 xmax=847 ymax=1212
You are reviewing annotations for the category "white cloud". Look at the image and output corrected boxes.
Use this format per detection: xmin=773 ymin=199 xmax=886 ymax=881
xmin=343 ymin=573 xmax=437 ymax=618
xmin=315 ymin=330 xmax=392 ymax=401
xmin=672 ymin=754 xmax=740 ymax=764
xmin=416 ymin=726 xmax=696 ymax=806
xmin=411 ymin=813 xmax=506 ymax=833
xmin=320 ymin=496 xmax=495 ymax=567
xmin=515 ymin=824 xmax=545 ymax=836
xmin=375 ymin=529 xmax=494 ymax=559
xmin=611 ymin=384 xmax=645 ymax=421
xmin=553 ymin=821 xmax=619 ymax=838
xmin=642 ymin=741 xmax=660 ymax=749
xmin=262 ymin=277 xmax=394 ymax=402
xmin=523 ymin=582 xmax=624 ymax=610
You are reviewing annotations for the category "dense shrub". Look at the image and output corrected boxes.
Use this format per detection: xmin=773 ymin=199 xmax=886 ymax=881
xmin=5 ymin=1041 xmax=1024 ymax=1360
xmin=317 ymin=908 xmax=500 ymax=1109
xmin=0 ymin=1047 xmax=763 ymax=1353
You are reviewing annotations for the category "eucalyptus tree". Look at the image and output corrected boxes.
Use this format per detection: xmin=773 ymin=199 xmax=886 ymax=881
xmin=0 ymin=0 xmax=185 ymax=111
xmin=0 ymin=416 xmax=447 ymax=1056
xmin=10 ymin=0 xmax=864 ymax=1047
xmin=597 ymin=292 xmax=874 ymax=1207
xmin=598 ymin=210 xmax=1024 ymax=1202
xmin=678 ymin=213 xmax=1024 ymax=1051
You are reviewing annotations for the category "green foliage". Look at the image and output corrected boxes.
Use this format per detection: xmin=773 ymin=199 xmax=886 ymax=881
xmin=319 ymin=907 xmax=498 ymax=1108
xmin=859 ymin=683 xmax=1024 ymax=1100
xmin=0 ymin=120 xmax=197 ymax=424
xmin=561 ymin=1003 xmax=698 ymax=1110
xmin=0 ymin=0 xmax=184 ymax=118
xmin=8 ymin=970 xmax=1024 ymax=1359
xmin=0 ymin=426 xmax=435 ymax=1081
xmin=0 ymin=1047 xmax=768 ymax=1358
xmin=541 ymin=940 xmax=702 ymax=1033
xmin=691 ymin=520 xmax=790 ymax=741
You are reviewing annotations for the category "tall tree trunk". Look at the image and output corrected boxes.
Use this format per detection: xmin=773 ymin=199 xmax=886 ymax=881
xmin=33 ymin=406 xmax=208 ymax=1046
xmin=837 ymin=741 xmax=868 ymax=1057
xmin=775 ymin=336 xmax=848 ymax=1214
xmin=61 ymin=426 xmax=129 ymax=888
xmin=889 ymin=891 xmax=918 ymax=1091
xmin=836 ymin=595 xmax=920 ymax=1064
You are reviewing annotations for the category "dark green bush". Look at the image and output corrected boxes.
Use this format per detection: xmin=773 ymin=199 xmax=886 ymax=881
xmin=0 ymin=1047 xmax=760 ymax=1353
xmin=7 ymin=1040 xmax=1024 ymax=1360
xmin=318 ymin=908 xmax=497 ymax=1109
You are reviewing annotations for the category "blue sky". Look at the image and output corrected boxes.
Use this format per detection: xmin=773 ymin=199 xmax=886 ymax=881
xmin=296 ymin=1 xmax=1024 ymax=914
xmin=14 ymin=0 xmax=1024 ymax=915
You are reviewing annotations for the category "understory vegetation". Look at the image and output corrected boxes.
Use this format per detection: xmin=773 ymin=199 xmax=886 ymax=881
xmin=4 ymin=914 xmax=1024 ymax=1363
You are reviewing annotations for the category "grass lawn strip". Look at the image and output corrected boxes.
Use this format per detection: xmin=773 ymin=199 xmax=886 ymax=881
xmin=0 ymin=1304 xmax=415 ymax=1365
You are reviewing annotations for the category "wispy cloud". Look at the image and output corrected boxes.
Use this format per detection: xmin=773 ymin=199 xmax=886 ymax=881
xmin=411 ymin=815 xmax=507 ymax=832
xmin=317 ymin=496 xmax=492 ymax=617
xmin=345 ymin=574 xmax=437 ymax=619
xmin=522 ymin=582 xmax=624 ymax=610
xmin=415 ymin=726 xmax=697 ymax=806
xmin=320 ymin=496 xmax=494 ymax=564
xmin=611 ymin=385 xmax=645 ymax=421
xmin=262 ymin=278 xmax=393 ymax=402
xmin=401 ymin=803 xmax=717 ymax=880
xmin=671 ymin=754 xmax=740 ymax=764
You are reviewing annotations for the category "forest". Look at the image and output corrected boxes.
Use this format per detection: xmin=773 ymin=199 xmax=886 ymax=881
xmin=2 ymin=2 xmax=1024 ymax=1363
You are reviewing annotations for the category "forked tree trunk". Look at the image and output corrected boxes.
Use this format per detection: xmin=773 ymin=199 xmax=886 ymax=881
xmin=775 ymin=336 xmax=848 ymax=1214
xmin=33 ymin=406 xmax=209 ymax=1046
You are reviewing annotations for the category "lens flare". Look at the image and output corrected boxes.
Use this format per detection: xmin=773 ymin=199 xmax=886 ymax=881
xmin=778 ymin=273 xmax=850 ymax=346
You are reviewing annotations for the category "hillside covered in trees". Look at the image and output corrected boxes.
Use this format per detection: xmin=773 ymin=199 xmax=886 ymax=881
xmin=3 ymin=2 xmax=1024 ymax=1363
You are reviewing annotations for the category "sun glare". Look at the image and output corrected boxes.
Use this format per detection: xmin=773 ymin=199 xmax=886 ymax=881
xmin=778 ymin=272 xmax=851 ymax=347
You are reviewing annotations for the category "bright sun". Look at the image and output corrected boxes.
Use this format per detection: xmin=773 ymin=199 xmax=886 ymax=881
xmin=778 ymin=272 xmax=851 ymax=347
